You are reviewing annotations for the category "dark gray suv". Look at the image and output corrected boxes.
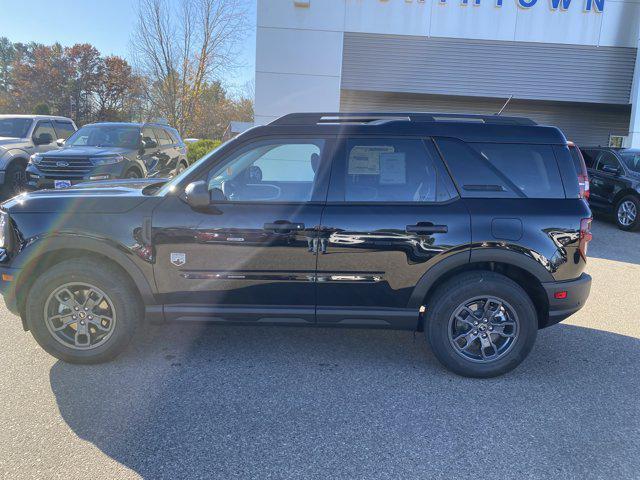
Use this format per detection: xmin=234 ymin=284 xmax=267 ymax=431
xmin=26 ymin=122 xmax=188 ymax=189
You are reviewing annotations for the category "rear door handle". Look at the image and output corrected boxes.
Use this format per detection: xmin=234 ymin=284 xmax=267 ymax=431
xmin=264 ymin=222 xmax=306 ymax=232
xmin=406 ymin=224 xmax=448 ymax=234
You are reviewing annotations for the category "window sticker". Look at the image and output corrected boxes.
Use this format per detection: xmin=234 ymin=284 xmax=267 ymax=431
xmin=379 ymin=152 xmax=406 ymax=185
xmin=348 ymin=146 xmax=394 ymax=175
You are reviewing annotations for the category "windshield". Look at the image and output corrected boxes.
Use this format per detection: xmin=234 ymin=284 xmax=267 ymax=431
xmin=156 ymin=139 xmax=231 ymax=196
xmin=621 ymin=152 xmax=640 ymax=174
xmin=65 ymin=125 xmax=141 ymax=148
xmin=0 ymin=118 xmax=33 ymax=138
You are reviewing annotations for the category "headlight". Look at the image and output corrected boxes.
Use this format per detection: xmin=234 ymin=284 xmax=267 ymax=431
xmin=91 ymin=155 xmax=125 ymax=166
xmin=29 ymin=153 xmax=43 ymax=165
xmin=0 ymin=212 xmax=7 ymax=248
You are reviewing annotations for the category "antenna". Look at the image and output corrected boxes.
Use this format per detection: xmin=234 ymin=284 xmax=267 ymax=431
xmin=496 ymin=95 xmax=514 ymax=116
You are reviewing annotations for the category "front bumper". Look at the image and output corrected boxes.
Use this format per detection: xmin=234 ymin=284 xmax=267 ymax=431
xmin=541 ymin=273 xmax=592 ymax=328
xmin=0 ymin=264 xmax=22 ymax=316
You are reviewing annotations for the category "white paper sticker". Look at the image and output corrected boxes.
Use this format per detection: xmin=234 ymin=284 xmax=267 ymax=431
xmin=348 ymin=146 xmax=394 ymax=175
xmin=379 ymin=152 xmax=406 ymax=185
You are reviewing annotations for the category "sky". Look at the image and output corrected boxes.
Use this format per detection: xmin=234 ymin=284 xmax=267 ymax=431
xmin=0 ymin=0 xmax=257 ymax=96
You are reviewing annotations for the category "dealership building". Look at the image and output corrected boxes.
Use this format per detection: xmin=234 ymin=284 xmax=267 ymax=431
xmin=255 ymin=0 xmax=640 ymax=146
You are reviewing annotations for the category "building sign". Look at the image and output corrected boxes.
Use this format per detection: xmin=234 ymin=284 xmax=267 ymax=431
xmin=438 ymin=0 xmax=604 ymax=12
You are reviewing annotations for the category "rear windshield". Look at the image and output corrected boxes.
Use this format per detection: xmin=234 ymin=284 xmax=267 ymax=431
xmin=435 ymin=138 xmax=565 ymax=199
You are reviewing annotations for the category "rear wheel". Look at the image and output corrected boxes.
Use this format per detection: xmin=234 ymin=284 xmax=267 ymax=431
xmin=125 ymin=168 xmax=141 ymax=179
xmin=426 ymin=272 xmax=538 ymax=378
xmin=26 ymin=258 xmax=141 ymax=364
xmin=2 ymin=160 xmax=28 ymax=197
xmin=615 ymin=195 xmax=640 ymax=231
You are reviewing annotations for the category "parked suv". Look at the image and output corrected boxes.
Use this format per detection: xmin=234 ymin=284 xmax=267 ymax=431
xmin=0 ymin=113 xmax=592 ymax=377
xmin=579 ymin=146 xmax=640 ymax=231
xmin=26 ymin=122 xmax=188 ymax=189
xmin=0 ymin=115 xmax=77 ymax=196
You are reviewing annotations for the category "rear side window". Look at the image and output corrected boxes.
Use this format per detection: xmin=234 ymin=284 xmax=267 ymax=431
xmin=435 ymin=138 xmax=565 ymax=199
xmin=53 ymin=121 xmax=76 ymax=140
xmin=580 ymin=149 xmax=597 ymax=169
xmin=344 ymin=138 xmax=455 ymax=203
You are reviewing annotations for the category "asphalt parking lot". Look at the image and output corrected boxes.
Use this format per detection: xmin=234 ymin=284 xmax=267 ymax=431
xmin=0 ymin=217 xmax=639 ymax=480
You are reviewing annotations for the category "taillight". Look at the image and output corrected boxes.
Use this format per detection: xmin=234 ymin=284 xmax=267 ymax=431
xmin=579 ymin=217 xmax=592 ymax=260
xmin=578 ymin=173 xmax=590 ymax=200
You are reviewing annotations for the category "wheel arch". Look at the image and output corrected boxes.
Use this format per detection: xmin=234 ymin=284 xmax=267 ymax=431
xmin=613 ymin=188 xmax=640 ymax=207
xmin=410 ymin=249 xmax=551 ymax=331
xmin=13 ymin=237 xmax=156 ymax=329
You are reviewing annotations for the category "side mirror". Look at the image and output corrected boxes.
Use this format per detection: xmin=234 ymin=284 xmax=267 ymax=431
xmin=56 ymin=138 xmax=65 ymax=147
xmin=602 ymin=164 xmax=620 ymax=175
xmin=184 ymin=181 xmax=210 ymax=209
xmin=145 ymin=139 xmax=158 ymax=150
xmin=34 ymin=133 xmax=53 ymax=145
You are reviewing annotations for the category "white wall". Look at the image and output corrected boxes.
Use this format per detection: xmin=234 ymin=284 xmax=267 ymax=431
xmin=255 ymin=0 xmax=640 ymax=124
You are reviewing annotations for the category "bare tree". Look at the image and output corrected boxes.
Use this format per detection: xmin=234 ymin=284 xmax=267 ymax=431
xmin=131 ymin=0 xmax=248 ymax=135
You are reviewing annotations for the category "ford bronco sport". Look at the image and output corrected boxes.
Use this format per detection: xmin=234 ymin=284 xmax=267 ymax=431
xmin=0 ymin=113 xmax=592 ymax=377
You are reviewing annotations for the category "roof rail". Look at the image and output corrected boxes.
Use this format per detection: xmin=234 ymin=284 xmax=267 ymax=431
xmin=270 ymin=112 xmax=537 ymax=126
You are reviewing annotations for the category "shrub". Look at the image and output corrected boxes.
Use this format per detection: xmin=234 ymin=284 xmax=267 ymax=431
xmin=186 ymin=139 xmax=221 ymax=164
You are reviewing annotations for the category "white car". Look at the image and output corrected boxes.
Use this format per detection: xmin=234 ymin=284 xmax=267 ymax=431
xmin=0 ymin=115 xmax=77 ymax=196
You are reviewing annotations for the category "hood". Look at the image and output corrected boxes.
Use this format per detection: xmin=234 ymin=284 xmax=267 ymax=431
xmin=1 ymin=178 xmax=168 ymax=214
xmin=0 ymin=137 xmax=29 ymax=150
xmin=43 ymin=146 xmax=134 ymax=157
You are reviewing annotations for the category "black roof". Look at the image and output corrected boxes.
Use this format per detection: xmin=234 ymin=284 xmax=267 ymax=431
xmin=244 ymin=112 xmax=567 ymax=145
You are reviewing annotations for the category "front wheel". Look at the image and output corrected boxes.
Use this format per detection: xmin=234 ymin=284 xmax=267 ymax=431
xmin=26 ymin=258 xmax=141 ymax=364
xmin=426 ymin=272 xmax=538 ymax=378
xmin=615 ymin=195 xmax=640 ymax=231
xmin=2 ymin=160 xmax=28 ymax=197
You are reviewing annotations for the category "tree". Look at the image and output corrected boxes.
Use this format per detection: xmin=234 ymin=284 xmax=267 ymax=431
xmin=0 ymin=39 xmax=143 ymax=124
xmin=96 ymin=56 xmax=145 ymax=121
xmin=189 ymin=80 xmax=253 ymax=140
xmin=131 ymin=0 xmax=248 ymax=135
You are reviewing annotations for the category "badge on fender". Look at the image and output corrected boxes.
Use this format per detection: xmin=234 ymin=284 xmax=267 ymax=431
xmin=170 ymin=252 xmax=186 ymax=267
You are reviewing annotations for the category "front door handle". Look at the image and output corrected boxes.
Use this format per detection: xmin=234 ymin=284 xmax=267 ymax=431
xmin=264 ymin=222 xmax=306 ymax=232
xmin=406 ymin=224 xmax=448 ymax=234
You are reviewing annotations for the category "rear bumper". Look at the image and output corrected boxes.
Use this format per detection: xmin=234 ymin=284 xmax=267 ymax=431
xmin=541 ymin=273 xmax=592 ymax=328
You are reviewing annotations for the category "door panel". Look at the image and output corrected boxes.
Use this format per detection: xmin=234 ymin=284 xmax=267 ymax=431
xmin=153 ymin=196 xmax=322 ymax=322
xmin=152 ymin=135 xmax=334 ymax=324
xmin=316 ymin=203 xmax=470 ymax=311
xmin=589 ymin=151 xmax=625 ymax=209
xmin=141 ymin=127 xmax=161 ymax=176
xmin=316 ymin=137 xmax=471 ymax=328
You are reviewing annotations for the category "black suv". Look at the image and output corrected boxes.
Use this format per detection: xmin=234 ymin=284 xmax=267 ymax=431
xmin=579 ymin=146 xmax=640 ymax=231
xmin=26 ymin=122 xmax=188 ymax=189
xmin=0 ymin=113 xmax=592 ymax=377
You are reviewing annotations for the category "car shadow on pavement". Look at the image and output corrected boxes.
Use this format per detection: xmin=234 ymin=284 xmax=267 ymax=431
xmin=588 ymin=217 xmax=640 ymax=265
xmin=49 ymin=322 xmax=640 ymax=479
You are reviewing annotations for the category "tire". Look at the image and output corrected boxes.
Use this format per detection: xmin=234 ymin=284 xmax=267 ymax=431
xmin=2 ymin=159 xmax=28 ymax=197
xmin=26 ymin=258 xmax=141 ymax=364
xmin=615 ymin=195 xmax=640 ymax=231
xmin=426 ymin=271 xmax=538 ymax=378
xmin=125 ymin=168 xmax=141 ymax=179
xmin=175 ymin=161 xmax=188 ymax=175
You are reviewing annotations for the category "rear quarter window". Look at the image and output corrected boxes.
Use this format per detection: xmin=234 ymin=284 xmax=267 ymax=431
xmin=435 ymin=138 xmax=565 ymax=199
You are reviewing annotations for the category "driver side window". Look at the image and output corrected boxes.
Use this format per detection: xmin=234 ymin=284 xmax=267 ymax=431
xmin=207 ymin=139 xmax=325 ymax=202
xmin=596 ymin=152 xmax=620 ymax=172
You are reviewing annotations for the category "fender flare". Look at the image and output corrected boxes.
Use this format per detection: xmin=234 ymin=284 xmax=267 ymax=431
xmin=13 ymin=235 xmax=156 ymax=305
xmin=407 ymin=247 xmax=554 ymax=309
